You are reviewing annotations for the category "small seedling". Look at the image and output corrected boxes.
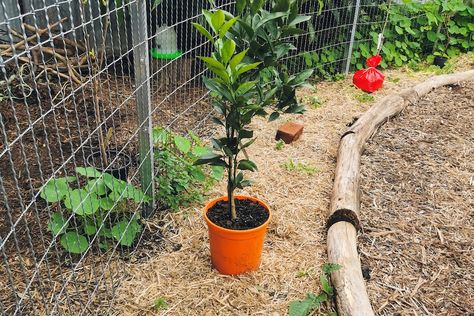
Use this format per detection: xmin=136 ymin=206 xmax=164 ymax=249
xmin=289 ymin=263 xmax=342 ymax=316
xmin=154 ymin=297 xmax=168 ymax=311
xmin=275 ymin=140 xmax=285 ymax=150
xmin=354 ymin=92 xmax=375 ymax=103
xmin=282 ymin=159 xmax=318 ymax=176
xmin=387 ymin=76 xmax=401 ymax=83
xmin=306 ymin=96 xmax=323 ymax=109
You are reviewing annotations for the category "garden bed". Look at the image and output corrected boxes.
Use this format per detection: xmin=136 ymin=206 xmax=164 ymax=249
xmin=359 ymin=80 xmax=473 ymax=315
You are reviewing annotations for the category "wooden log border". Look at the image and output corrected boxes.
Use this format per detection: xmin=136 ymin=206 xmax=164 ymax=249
xmin=326 ymin=70 xmax=474 ymax=316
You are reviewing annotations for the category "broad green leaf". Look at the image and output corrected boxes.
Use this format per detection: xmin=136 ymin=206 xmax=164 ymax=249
xmin=211 ymin=166 xmax=224 ymax=180
xmin=237 ymin=159 xmax=258 ymax=171
xmin=289 ymin=15 xmax=311 ymax=27
xmin=47 ymin=212 xmax=68 ymax=236
xmin=236 ymin=0 xmax=247 ymax=14
xmin=239 ymin=129 xmax=253 ymax=139
xmin=236 ymin=81 xmax=256 ymax=96
xmin=40 ymin=179 xmax=70 ymax=203
xmin=219 ymin=17 xmax=238 ymax=39
xmin=192 ymin=146 xmax=211 ymax=156
xmin=153 ymin=127 xmax=169 ymax=144
xmin=211 ymin=10 xmax=225 ymax=33
xmin=221 ymin=39 xmax=236 ymax=64
xmin=212 ymin=117 xmax=225 ymax=127
xmin=255 ymin=12 xmax=287 ymax=30
xmin=230 ymin=49 xmax=248 ymax=71
xmin=64 ymin=189 xmax=100 ymax=215
xmin=84 ymin=179 xmax=107 ymax=196
xmin=250 ymin=0 xmax=265 ymax=14
xmin=202 ymin=10 xmax=215 ymax=33
xmin=100 ymin=197 xmax=115 ymax=210
xmin=75 ymin=166 xmax=102 ymax=178
xmin=60 ymin=232 xmax=89 ymax=254
xmin=198 ymin=56 xmax=226 ymax=71
xmin=84 ymin=220 xmax=98 ymax=235
xmin=192 ymin=23 xmax=214 ymax=45
xmin=111 ymin=219 xmax=142 ymax=247
xmin=174 ymin=135 xmax=191 ymax=154
xmin=190 ymin=168 xmax=206 ymax=182
xmin=202 ymin=77 xmax=234 ymax=102
xmin=236 ymin=62 xmax=262 ymax=76
xmin=320 ymin=273 xmax=333 ymax=296
xmin=268 ymin=112 xmax=280 ymax=122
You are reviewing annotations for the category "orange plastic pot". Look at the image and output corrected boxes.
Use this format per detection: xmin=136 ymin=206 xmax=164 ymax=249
xmin=203 ymin=195 xmax=271 ymax=275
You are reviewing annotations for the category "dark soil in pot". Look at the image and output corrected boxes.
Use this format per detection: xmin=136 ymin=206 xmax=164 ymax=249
xmin=86 ymin=149 xmax=132 ymax=180
xmin=207 ymin=199 xmax=269 ymax=230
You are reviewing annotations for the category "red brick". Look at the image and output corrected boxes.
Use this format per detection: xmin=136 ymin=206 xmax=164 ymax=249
xmin=276 ymin=122 xmax=304 ymax=144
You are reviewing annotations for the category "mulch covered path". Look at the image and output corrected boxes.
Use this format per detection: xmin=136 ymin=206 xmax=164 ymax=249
xmin=359 ymin=81 xmax=474 ymax=315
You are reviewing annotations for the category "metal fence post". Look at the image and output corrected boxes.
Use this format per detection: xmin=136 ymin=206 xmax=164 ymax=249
xmin=344 ymin=0 xmax=362 ymax=75
xmin=130 ymin=0 xmax=154 ymax=217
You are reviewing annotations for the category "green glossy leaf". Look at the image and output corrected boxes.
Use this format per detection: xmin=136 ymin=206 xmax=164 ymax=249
xmin=100 ymin=197 xmax=115 ymax=210
xmin=84 ymin=179 xmax=107 ymax=195
xmin=190 ymin=168 xmax=206 ymax=182
xmin=221 ymin=39 xmax=236 ymax=64
xmin=198 ymin=56 xmax=226 ymax=71
xmin=236 ymin=62 xmax=262 ymax=76
xmin=202 ymin=10 xmax=215 ymax=33
xmin=250 ymin=0 xmax=264 ymax=15
xmin=111 ymin=219 xmax=141 ymax=247
xmin=60 ymin=232 xmax=89 ymax=254
xmin=211 ymin=10 xmax=225 ymax=32
xmin=239 ymin=129 xmax=253 ymax=139
xmin=289 ymin=15 xmax=311 ymax=27
xmin=192 ymin=23 xmax=214 ymax=45
xmin=48 ymin=212 xmax=68 ymax=236
xmin=40 ymin=179 xmax=70 ymax=203
xmin=211 ymin=166 xmax=224 ymax=180
xmin=237 ymin=159 xmax=258 ymax=171
xmin=219 ymin=17 xmax=238 ymax=39
xmin=84 ymin=220 xmax=98 ymax=235
xmin=255 ymin=12 xmax=287 ymax=30
xmin=268 ymin=112 xmax=280 ymax=122
xmin=64 ymin=189 xmax=100 ymax=215
xmin=236 ymin=0 xmax=247 ymax=14
xmin=174 ymin=135 xmax=191 ymax=154
xmin=202 ymin=77 xmax=234 ymax=102
xmin=192 ymin=146 xmax=211 ymax=156
xmin=229 ymin=49 xmax=248 ymax=70
xmin=75 ymin=166 xmax=102 ymax=178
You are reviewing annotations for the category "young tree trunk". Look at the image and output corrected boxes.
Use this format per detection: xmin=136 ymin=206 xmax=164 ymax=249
xmin=227 ymin=156 xmax=237 ymax=220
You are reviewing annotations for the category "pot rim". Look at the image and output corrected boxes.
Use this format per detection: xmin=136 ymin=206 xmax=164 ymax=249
xmin=86 ymin=149 xmax=132 ymax=170
xmin=203 ymin=195 xmax=272 ymax=234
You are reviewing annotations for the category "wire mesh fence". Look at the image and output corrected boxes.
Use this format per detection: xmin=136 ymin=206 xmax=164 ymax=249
xmin=0 ymin=0 xmax=390 ymax=314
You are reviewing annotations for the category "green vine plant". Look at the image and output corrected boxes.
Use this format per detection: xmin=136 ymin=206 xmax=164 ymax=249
xmin=289 ymin=263 xmax=342 ymax=316
xmin=192 ymin=1 xmax=313 ymax=219
xmin=40 ymin=167 xmax=150 ymax=253
xmin=153 ymin=127 xmax=223 ymax=211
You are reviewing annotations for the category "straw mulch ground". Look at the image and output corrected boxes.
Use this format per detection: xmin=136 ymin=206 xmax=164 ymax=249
xmin=112 ymin=56 xmax=474 ymax=316
xmin=358 ymin=80 xmax=474 ymax=315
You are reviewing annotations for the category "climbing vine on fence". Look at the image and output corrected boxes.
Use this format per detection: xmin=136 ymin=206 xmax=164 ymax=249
xmin=297 ymin=0 xmax=473 ymax=79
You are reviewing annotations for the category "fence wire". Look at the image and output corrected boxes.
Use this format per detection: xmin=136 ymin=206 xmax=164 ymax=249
xmin=0 ymin=0 xmax=388 ymax=314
